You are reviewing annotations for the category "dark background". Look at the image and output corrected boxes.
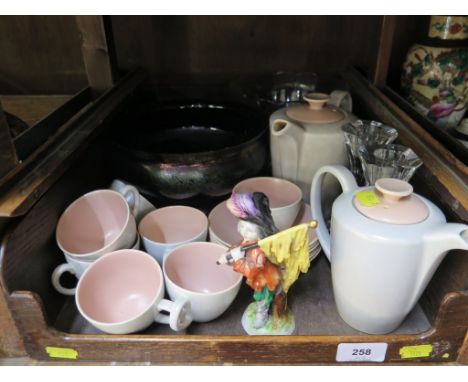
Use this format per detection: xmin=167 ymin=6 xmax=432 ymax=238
xmin=0 ymin=15 xmax=431 ymax=95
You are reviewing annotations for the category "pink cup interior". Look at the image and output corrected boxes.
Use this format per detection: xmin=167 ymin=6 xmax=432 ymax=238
xmin=209 ymin=200 xmax=317 ymax=246
xmin=233 ymin=177 xmax=302 ymax=208
xmin=139 ymin=206 xmax=207 ymax=244
xmin=208 ymin=201 xmax=243 ymax=245
xmin=56 ymin=190 xmax=129 ymax=255
xmin=76 ymin=250 xmax=161 ymax=324
xmin=164 ymin=242 xmax=241 ymax=294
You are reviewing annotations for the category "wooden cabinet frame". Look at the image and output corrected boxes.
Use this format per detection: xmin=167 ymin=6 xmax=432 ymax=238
xmin=0 ymin=16 xmax=467 ymax=365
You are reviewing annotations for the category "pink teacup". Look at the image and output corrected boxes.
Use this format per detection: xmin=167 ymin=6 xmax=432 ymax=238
xmin=233 ymin=177 xmax=303 ymax=230
xmin=51 ymin=234 xmax=141 ymax=296
xmin=56 ymin=189 xmax=137 ymax=261
xmin=76 ymin=249 xmax=192 ymax=334
xmin=139 ymin=206 xmax=208 ymax=264
xmin=208 ymin=200 xmax=318 ymax=249
xmin=208 ymin=200 xmax=242 ymax=247
xmin=163 ymin=242 xmax=242 ymax=322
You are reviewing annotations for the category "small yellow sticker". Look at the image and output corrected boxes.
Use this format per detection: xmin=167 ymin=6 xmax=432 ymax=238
xmin=399 ymin=344 xmax=433 ymax=359
xmin=356 ymin=191 xmax=381 ymax=207
xmin=45 ymin=346 xmax=78 ymax=360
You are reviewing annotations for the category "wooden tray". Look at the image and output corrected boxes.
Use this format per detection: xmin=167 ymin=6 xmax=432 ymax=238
xmin=1 ymin=69 xmax=467 ymax=365
xmin=2 ymin=142 xmax=467 ymax=365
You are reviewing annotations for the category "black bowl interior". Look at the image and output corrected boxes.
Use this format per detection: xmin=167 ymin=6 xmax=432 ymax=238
xmin=113 ymin=102 xmax=267 ymax=155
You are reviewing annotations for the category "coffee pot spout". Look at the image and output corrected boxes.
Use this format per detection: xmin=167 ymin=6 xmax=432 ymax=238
xmin=424 ymin=223 xmax=468 ymax=259
xmin=418 ymin=223 xmax=468 ymax=287
xmin=406 ymin=223 xmax=468 ymax=309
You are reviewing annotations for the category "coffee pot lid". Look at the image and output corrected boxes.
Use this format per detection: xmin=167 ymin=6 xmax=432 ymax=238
xmin=286 ymin=92 xmax=345 ymax=124
xmin=352 ymin=178 xmax=429 ymax=224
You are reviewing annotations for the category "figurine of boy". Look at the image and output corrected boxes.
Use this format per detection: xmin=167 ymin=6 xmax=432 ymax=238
xmin=218 ymin=192 xmax=294 ymax=334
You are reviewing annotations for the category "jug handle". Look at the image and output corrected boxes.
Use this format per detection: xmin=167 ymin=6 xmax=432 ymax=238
xmin=310 ymin=165 xmax=357 ymax=260
xmin=328 ymin=90 xmax=352 ymax=113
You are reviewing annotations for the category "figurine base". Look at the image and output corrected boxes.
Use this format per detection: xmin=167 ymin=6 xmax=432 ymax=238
xmin=241 ymin=302 xmax=295 ymax=335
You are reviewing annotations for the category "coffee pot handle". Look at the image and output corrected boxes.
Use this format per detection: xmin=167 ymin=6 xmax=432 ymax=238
xmin=310 ymin=165 xmax=357 ymax=260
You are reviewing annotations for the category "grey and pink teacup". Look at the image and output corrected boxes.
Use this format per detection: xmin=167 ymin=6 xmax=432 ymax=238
xmin=75 ymin=249 xmax=192 ymax=334
xmin=53 ymin=188 xmax=142 ymax=295
xmin=138 ymin=206 xmax=208 ymax=264
xmin=75 ymin=242 xmax=242 ymax=334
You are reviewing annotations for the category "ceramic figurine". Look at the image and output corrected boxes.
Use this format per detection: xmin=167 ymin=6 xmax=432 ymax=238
xmin=402 ymin=16 xmax=468 ymax=129
xmin=217 ymin=192 xmax=316 ymax=335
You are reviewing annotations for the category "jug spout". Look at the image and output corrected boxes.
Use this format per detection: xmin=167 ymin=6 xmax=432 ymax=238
xmin=270 ymin=118 xmax=304 ymax=182
xmin=271 ymin=118 xmax=303 ymax=138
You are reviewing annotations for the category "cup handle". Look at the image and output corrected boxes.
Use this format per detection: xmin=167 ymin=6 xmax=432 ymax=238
xmin=118 ymin=185 xmax=141 ymax=218
xmin=154 ymin=298 xmax=192 ymax=331
xmin=51 ymin=263 xmax=77 ymax=296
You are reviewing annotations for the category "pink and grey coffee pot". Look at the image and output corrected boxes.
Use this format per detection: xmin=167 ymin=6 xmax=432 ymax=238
xmin=310 ymin=165 xmax=468 ymax=334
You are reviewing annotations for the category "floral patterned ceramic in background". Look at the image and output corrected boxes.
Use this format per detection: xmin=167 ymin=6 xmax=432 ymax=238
xmin=428 ymin=16 xmax=468 ymax=40
xmin=402 ymin=16 xmax=468 ymax=129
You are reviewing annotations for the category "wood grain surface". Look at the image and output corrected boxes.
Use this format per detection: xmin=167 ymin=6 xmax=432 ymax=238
xmin=0 ymin=16 xmax=86 ymax=94
xmin=0 ymin=101 xmax=18 ymax=179
xmin=0 ymin=95 xmax=72 ymax=127
xmin=111 ymin=16 xmax=382 ymax=76
xmin=75 ymin=16 xmax=117 ymax=97
xmin=0 ymin=287 xmax=25 ymax=357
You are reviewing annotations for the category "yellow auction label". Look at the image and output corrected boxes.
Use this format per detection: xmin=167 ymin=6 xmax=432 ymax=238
xmin=356 ymin=191 xmax=380 ymax=207
xmin=45 ymin=346 xmax=78 ymax=359
xmin=399 ymin=344 xmax=433 ymax=359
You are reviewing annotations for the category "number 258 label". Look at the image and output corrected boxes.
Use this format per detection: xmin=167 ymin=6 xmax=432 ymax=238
xmin=336 ymin=343 xmax=388 ymax=362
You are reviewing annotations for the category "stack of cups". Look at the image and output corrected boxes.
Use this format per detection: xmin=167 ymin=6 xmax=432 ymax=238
xmin=208 ymin=177 xmax=321 ymax=261
xmin=52 ymin=185 xmax=143 ymax=296
xmin=53 ymin=181 xmax=245 ymax=333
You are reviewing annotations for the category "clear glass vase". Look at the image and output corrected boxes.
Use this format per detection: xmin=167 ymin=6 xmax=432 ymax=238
xmin=342 ymin=120 xmax=398 ymax=184
xmin=358 ymin=144 xmax=423 ymax=186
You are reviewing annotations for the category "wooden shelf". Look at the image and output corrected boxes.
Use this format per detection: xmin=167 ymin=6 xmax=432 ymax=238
xmin=0 ymin=15 xmax=466 ymax=364
xmin=0 ymin=95 xmax=72 ymax=127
